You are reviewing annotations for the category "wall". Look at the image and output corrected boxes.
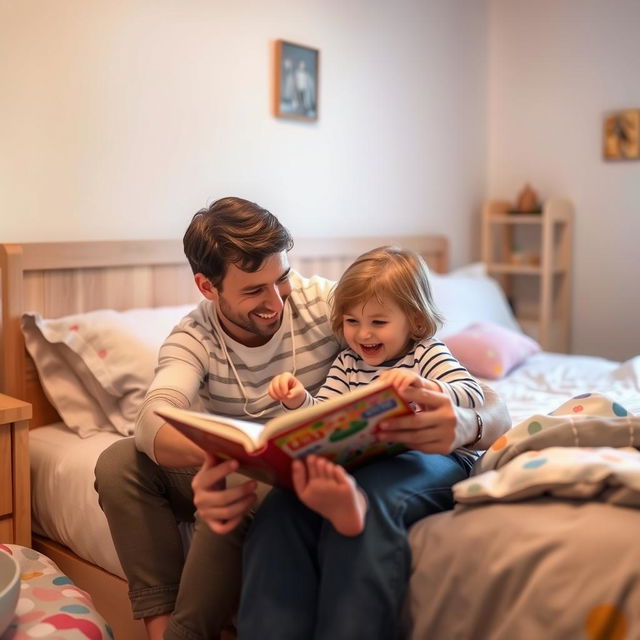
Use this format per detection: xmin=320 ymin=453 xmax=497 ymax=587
xmin=488 ymin=0 xmax=640 ymax=360
xmin=0 ymin=0 xmax=488 ymax=269
xmin=7 ymin=1 xmax=633 ymax=360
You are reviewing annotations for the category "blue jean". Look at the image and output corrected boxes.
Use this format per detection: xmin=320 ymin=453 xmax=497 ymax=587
xmin=237 ymin=451 xmax=471 ymax=640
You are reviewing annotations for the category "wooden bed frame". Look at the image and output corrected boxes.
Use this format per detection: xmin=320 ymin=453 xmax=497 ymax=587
xmin=0 ymin=235 xmax=448 ymax=640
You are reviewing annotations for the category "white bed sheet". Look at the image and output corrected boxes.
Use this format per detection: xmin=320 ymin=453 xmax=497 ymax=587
xmin=30 ymin=423 xmax=126 ymax=578
xmin=29 ymin=353 xmax=640 ymax=582
xmin=481 ymin=352 xmax=640 ymax=424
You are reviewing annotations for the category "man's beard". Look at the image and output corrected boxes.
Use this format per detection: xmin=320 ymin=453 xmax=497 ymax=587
xmin=217 ymin=295 xmax=285 ymax=339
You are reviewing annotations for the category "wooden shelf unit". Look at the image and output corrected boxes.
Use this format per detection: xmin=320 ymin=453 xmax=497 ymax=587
xmin=481 ymin=198 xmax=573 ymax=352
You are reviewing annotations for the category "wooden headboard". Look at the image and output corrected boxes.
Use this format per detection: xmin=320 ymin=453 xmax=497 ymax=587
xmin=0 ymin=235 xmax=448 ymax=428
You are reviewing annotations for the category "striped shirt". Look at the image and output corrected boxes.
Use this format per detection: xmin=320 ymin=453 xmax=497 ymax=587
xmin=135 ymin=272 xmax=340 ymax=461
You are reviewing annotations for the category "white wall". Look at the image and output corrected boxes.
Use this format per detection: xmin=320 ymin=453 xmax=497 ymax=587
xmin=6 ymin=1 xmax=634 ymax=360
xmin=0 ymin=0 xmax=488 ymax=269
xmin=488 ymin=0 xmax=640 ymax=361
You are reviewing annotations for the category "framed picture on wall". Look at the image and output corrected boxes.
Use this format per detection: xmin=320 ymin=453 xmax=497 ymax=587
xmin=274 ymin=40 xmax=319 ymax=121
xmin=603 ymin=108 xmax=640 ymax=160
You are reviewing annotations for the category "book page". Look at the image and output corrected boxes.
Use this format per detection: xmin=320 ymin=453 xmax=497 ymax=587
xmin=158 ymin=407 xmax=266 ymax=451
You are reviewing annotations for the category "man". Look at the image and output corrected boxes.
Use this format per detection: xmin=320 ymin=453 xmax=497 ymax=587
xmin=95 ymin=197 xmax=340 ymax=639
xmin=96 ymin=196 xmax=510 ymax=639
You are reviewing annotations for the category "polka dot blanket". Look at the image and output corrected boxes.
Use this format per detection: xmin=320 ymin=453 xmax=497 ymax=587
xmin=454 ymin=392 xmax=640 ymax=504
xmin=0 ymin=544 xmax=111 ymax=639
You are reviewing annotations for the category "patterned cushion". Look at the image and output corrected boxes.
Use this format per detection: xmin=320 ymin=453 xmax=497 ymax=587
xmin=444 ymin=321 xmax=540 ymax=379
xmin=0 ymin=544 xmax=112 ymax=639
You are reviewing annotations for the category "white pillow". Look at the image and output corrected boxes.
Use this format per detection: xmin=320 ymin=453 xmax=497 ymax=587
xmin=430 ymin=264 xmax=521 ymax=338
xmin=447 ymin=261 xmax=488 ymax=279
xmin=21 ymin=305 xmax=195 ymax=437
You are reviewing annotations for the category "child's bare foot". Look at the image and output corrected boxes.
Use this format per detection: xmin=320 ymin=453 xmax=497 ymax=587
xmin=292 ymin=455 xmax=367 ymax=536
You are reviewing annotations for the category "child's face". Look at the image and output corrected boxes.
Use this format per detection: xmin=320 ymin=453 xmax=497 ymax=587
xmin=342 ymin=297 xmax=412 ymax=366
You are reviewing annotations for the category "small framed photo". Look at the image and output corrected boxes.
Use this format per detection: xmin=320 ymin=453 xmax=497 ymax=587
xmin=603 ymin=109 xmax=640 ymax=160
xmin=274 ymin=40 xmax=319 ymax=121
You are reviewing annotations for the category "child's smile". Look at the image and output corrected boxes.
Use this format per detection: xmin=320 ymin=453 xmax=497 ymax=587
xmin=360 ymin=343 xmax=383 ymax=355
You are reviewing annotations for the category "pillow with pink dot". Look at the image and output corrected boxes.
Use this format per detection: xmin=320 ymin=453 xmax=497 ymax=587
xmin=21 ymin=305 xmax=195 ymax=437
xmin=444 ymin=321 xmax=541 ymax=380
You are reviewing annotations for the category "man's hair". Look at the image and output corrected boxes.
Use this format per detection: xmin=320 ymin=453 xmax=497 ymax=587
xmin=330 ymin=246 xmax=443 ymax=340
xmin=183 ymin=197 xmax=294 ymax=289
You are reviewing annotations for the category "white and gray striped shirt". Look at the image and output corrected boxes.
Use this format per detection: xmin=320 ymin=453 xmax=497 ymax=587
xmin=135 ymin=272 xmax=340 ymax=461
xmin=297 ymin=339 xmax=484 ymax=408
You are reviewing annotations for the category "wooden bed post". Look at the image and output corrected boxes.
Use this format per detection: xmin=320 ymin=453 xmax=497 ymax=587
xmin=0 ymin=244 xmax=26 ymax=400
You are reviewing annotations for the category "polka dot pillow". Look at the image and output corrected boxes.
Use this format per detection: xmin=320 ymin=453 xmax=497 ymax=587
xmin=444 ymin=321 xmax=541 ymax=379
xmin=455 ymin=445 xmax=640 ymax=505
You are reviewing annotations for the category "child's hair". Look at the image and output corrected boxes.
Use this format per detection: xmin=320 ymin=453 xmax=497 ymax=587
xmin=330 ymin=246 xmax=443 ymax=341
xmin=183 ymin=197 xmax=294 ymax=290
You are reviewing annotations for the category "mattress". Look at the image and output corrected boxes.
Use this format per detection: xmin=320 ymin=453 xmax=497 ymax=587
xmin=29 ymin=423 xmax=125 ymax=578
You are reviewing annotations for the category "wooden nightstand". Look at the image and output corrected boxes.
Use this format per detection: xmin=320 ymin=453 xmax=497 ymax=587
xmin=0 ymin=394 xmax=32 ymax=545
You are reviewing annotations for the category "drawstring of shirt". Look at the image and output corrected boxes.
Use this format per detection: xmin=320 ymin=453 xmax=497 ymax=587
xmin=213 ymin=305 xmax=297 ymax=418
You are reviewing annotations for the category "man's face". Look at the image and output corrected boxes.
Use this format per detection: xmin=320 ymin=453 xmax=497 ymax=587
xmin=206 ymin=252 xmax=292 ymax=347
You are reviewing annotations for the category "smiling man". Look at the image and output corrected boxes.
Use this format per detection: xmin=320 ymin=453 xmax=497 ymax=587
xmin=94 ymin=197 xmax=340 ymax=640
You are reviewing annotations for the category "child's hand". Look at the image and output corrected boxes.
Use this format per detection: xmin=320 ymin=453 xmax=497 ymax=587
xmin=268 ymin=372 xmax=306 ymax=409
xmin=421 ymin=378 xmax=441 ymax=392
xmin=379 ymin=370 xmax=440 ymax=394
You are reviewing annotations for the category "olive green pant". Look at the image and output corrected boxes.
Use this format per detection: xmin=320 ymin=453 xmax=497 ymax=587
xmin=94 ymin=438 xmax=254 ymax=640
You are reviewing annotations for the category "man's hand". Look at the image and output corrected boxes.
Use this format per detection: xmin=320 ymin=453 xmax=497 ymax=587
xmin=377 ymin=386 xmax=462 ymax=454
xmin=192 ymin=454 xmax=258 ymax=534
xmin=268 ymin=372 xmax=306 ymax=409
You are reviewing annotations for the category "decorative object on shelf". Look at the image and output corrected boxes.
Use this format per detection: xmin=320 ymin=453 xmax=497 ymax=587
xmin=510 ymin=184 xmax=542 ymax=215
xmin=274 ymin=40 xmax=319 ymax=121
xmin=509 ymin=248 xmax=540 ymax=266
xmin=603 ymin=109 xmax=640 ymax=160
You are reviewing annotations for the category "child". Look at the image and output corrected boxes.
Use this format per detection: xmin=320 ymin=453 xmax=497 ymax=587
xmin=237 ymin=246 xmax=486 ymax=639
xmin=268 ymin=245 xmax=484 ymax=536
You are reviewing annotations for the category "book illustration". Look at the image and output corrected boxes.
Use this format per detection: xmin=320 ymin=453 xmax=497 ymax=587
xmin=272 ymin=391 xmax=408 ymax=468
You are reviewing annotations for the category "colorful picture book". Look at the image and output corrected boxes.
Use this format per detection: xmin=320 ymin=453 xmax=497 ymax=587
xmin=156 ymin=380 xmax=413 ymax=488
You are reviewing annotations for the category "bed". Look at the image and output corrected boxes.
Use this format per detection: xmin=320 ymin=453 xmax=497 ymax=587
xmin=1 ymin=237 xmax=639 ymax=640
xmin=0 ymin=236 xmax=445 ymax=639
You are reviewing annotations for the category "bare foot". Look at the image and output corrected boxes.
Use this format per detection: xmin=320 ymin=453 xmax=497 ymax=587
xmin=292 ymin=455 xmax=367 ymax=536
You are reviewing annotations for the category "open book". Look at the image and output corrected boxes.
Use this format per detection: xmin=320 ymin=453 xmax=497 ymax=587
xmin=156 ymin=380 xmax=413 ymax=488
